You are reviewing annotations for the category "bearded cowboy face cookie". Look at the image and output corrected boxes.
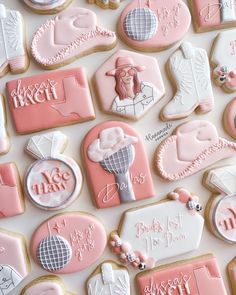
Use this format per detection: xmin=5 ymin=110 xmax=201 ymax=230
xmin=224 ymin=98 xmax=236 ymax=139
xmin=23 ymin=0 xmax=73 ymax=14
xmin=94 ymin=50 xmax=165 ymax=120
xmin=31 ymin=7 xmax=117 ymax=70
xmin=155 ymin=120 xmax=236 ymax=181
xmin=136 ymin=254 xmax=227 ymax=295
xmin=31 ymin=212 xmax=107 ymax=274
xmin=117 ymin=0 xmax=191 ymax=51
xmin=161 ymin=42 xmax=214 ymax=121
xmin=24 ymin=131 xmax=82 ymax=211
xmin=0 ymin=228 xmax=31 ymax=295
xmin=109 ymin=188 xmax=204 ymax=270
xmin=82 ymin=121 xmax=155 ymax=208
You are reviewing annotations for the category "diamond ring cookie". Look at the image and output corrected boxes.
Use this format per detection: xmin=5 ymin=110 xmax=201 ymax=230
xmin=82 ymin=121 xmax=155 ymax=208
xmin=23 ymin=0 xmax=73 ymax=14
xmin=94 ymin=50 xmax=165 ymax=120
xmin=0 ymin=95 xmax=10 ymax=154
xmin=223 ymin=97 xmax=236 ymax=139
xmin=31 ymin=212 xmax=107 ymax=274
xmin=31 ymin=7 xmax=117 ymax=69
xmin=117 ymin=0 xmax=191 ymax=51
xmin=109 ymin=188 xmax=204 ymax=270
xmin=24 ymin=131 xmax=82 ymax=211
xmin=155 ymin=120 xmax=236 ymax=181
xmin=161 ymin=42 xmax=214 ymax=120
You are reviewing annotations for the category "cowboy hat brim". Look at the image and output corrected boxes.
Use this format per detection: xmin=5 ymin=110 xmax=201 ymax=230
xmin=106 ymin=65 xmax=146 ymax=76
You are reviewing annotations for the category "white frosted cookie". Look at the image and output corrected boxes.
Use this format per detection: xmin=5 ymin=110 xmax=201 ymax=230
xmin=23 ymin=0 xmax=73 ymax=14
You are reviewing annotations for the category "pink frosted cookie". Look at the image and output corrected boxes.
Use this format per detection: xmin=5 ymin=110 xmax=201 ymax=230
xmin=161 ymin=42 xmax=214 ymax=120
xmin=20 ymin=275 xmax=75 ymax=295
xmin=204 ymin=165 xmax=236 ymax=243
xmin=24 ymin=131 xmax=82 ymax=211
xmin=224 ymin=97 xmax=236 ymax=139
xmin=82 ymin=121 xmax=155 ymax=208
xmin=155 ymin=120 xmax=236 ymax=181
xmin=136 ymin=254 xmax=227 ymax=295
xmin=228 ymin=257 xmax=236 ymax=295
xmin=88 ymin=0 xmax=122 ymax=9
xmin=0 ymin=4 xmax=29 ymax=77
xmin=117 ymin=0 xmax=191 ymax=51
xmin=190 ymin=0 xmax=236 ymax=32
xmin=31 ymin=7 xmax=117 ymax=69
xmin=94 ymin=50 xmax=165 ymax=120
xmin=23 ymin=0 xmax=73 ymax=14
xmin=0 ymin=162 xmax=24 ymax=219
xmin=31 ymin=212 xmax=107 ymax=274
xmin=109 ymin=188 xmax=204 ymax=270
xmin=0 ymin=95 xmax=10 ymax=154
xmin=6 ymin=68 xmax=95 ymax=134
xmin=0 ymin=228 xmax=31 ymax=295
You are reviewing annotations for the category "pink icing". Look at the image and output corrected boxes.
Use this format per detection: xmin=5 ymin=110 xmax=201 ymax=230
xmin=23 ymin=281 xmax=63 ymax=295
xmin=6 ymin=68 xmax=95 ymax=134
xmin=223 ymin=97 xmax=236 ymax=139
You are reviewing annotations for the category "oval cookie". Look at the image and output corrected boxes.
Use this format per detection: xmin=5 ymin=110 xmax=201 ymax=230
xmin=224 ymin=97 xmax=236 ymax=139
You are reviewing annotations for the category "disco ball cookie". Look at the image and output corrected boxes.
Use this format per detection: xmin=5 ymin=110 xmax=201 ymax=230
xmin=24 ymin=131 xmax=82 ymax=211
xmin=31 ymin=7 xmax=117 ymax=69
xmin=109 ymin=188 xmax=204 ymax=270
xmin=82 ymin=121 xmax=155 ymax=208
xmin=23 ymin=0 xmax=73 ymax=14
xmin=136 ymin=254 xmax=227 ymax=295
xmin=94 ymin=49 xmax=165 ymax=120
xmin=223 ymin=98 xmax=236 ymax=139
xmin=87 ymin=261 xmax=130 ymax=295
xmin=0 ymin=95 xmax=10 ymax=154
xmin=0 ymin=228 xmax=31 ymax=295
xmin=0 ymin=4 xmax=29 ymax=77
xmin=117 ymin=0 xmax=191 ymax=51
xmin=204 ymin=165 xmax=236 ymax=244
xmin=161 ymin=42 xmax=214 ymax=121
xmin=31 ymin=212 xmax=107 ymax=274
xmin=88 ymin=0 xmax=122 ymax=9
xmin=6 ymin=68 xmax=95 ymax=134
xmin=0 ymin=162 xmax=24 ymax=219
xmin=20 ymin=275 xmax=75 ymax=295
xmin=155 ymin=120 xmax=236 ymax=181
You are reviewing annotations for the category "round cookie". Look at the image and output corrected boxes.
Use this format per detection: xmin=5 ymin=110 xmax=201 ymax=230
xmin=23 ymin=0 xmax=73 ymax=14
xmin=223 ymin=98 xmax=236 ymax=139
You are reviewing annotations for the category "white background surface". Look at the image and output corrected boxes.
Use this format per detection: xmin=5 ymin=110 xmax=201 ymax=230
xmin=1 ymin=0 xmax=236 ymax=294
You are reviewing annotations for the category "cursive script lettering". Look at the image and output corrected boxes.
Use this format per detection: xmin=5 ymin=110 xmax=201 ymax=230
xmin=219 ymin=207 xmax=236 ymax=230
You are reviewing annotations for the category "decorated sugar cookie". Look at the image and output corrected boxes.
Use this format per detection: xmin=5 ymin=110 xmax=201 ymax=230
xmin=82 ymin=121 xmax=155 ymax=208
xmin=23 ymin=0 xmax=73 ymax=14
xmin=211 ymin=29 xmax=236 ymax=92
xmin=155 ymin=120 xmax=236 ymax=181
xmin=31 ymin=212 xmax=107 ymax=274
xmin=117 ymin=0 xmax=191 ymax=51
xmin=228 ymin=257 xmax=236 ymax=295
xmin=204 ymin=165 xmax=236 ymax=243
xmin=0 ymin=162 xmax=24 ymax=219
xmin=87 ymin=261 xmax=130 ymax=295
xmin=0 ymin=228 xmax=30 ymax=295
xmin=109 ymin=188 xmax=204 ymax=270
xmin=94 ymin=50 xmax=165 ymax=120
xmin=24 ymin=131 xmax=82 ymax=211
xmin=224 ymin=98 xmax=236 ymax=139
xmin=190 ymin=0 xmax=236 ymax=32
xmin=136 ymin=254 xmax=227 ymax=295
xmin=88 ymin=0 xmax=122 ymax=9
xmin=31 ymin=7 xmax=117 ymax=69
xmin=0 ymin=4 xmax=28 ymax=77
xmin=161 ymin=42 xmax=214 ymax=120
xmin=20 ymin=275 xmax=75 ymax=295
xmin=0 ymin=95 xmax=10 ymax=154
xmin=6 ymin=68 xmax=95 ymax=134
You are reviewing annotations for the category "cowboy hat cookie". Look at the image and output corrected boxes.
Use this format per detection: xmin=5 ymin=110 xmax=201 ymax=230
xmin=94 ymin=50 xmax=165 ymax=120
xmin=228 ymin=257 xmax=236 ymax=295
xmin=24 ymin=131 xmax=82 ymax=211
xmin=82 ymin=121 xmax=155 ymax=208
xmin=109 ymin=188 xmax=204 ymax=270
xmin=161 ymin=42 xmax=214 ymax=120
xmin=0 ymin=228 xmax=31 ymax=295
xmin=204 ymin=165 xmax=236 ymax=243
xmin=0 ymin=163 xmax=24 ymax=219
xmin=87 ymin=261 xmax=130 ymax=295
xmin=31 ymin=7 xmax=117 ymax=69
xmin=31 ymin=212 xmax=107 ymax=274
xmin=0 ymin=4 xmax=28 ymax=77
xmin=6 ymin=68 xmax=95 ymax=134
xmin=20 ymin=275 xmax=75 ymax=295
xmin=224 ymin=98 xmax=236 ymax=139
xmin=0 ymin=95 xmax=9 ymax=154
xmin=88 ymin=0 xmax=122 ymax=9
xmin=117 ymin=0 xmax=191 ymax=51
xmin=190 ymin=0 xmax=236 ymax=32
xmin=155 ymin=120 xmax=236 ymax=181
xmin=136 ymin=254 xmax=227 ymax=295
xmin=211 ymin=29 xmax=236 ymax=92
xmin=23 ymin=0 xmax=73 ymax=14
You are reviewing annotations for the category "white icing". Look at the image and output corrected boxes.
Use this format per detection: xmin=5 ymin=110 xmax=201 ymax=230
xmin=0 ymin=264 xmax=22 ymax=295
xmin=219 ymin=0 xmax=236 ymax=23
xmin=0 ymin=96 xmax=8 ymax=151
